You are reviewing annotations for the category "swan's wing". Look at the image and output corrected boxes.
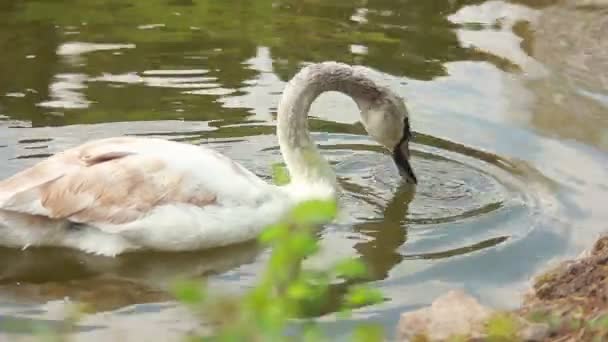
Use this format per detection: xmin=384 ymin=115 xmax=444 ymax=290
xmin=0 ymin=137 xmax=266 ymax=231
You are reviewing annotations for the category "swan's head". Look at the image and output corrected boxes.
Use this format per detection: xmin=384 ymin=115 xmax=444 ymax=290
xmin=358 ymin=89 xmax=417 ymax=184
xmin=277 ymin=61 xmax=416 ymax=185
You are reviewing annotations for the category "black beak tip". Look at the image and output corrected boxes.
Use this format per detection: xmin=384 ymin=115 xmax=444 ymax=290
xmin=393 ymin=154 xmax=417 ymax=185
xmin=392 ymin=141 xmax=417 ymax=185
xmin=408 ymin=173 xmax=418 ymax=185
xmin=398 ymin=165 xmax=417 ymax=185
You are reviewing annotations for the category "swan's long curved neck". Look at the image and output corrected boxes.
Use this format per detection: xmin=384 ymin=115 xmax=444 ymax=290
xmin=276 ymin=62 xmax=382 ymax=200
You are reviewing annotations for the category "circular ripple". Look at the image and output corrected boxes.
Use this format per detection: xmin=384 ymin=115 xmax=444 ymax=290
xmin=330 ymin=132 xmax=557 ymax=264
xmin=351 ymin=136 xmax=549 ymax=230
xmin=404 ymin=149 xmax=515 ymax=225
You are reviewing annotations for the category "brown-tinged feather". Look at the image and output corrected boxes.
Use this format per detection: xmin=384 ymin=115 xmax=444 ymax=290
xmin=0 ymin=138 xmax=218 ymax=227
xmin=82 ymin=151 xmax=135 ymax=165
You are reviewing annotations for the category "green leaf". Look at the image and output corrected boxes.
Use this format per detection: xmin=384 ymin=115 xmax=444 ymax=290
xmin=271 ymin=163 xmax=290 ymax=186
xmin=343 ymin=286 xmax=384 ymax=309
xmin=268 ymin=247 xmax=292 ymax=275
xmin=287 ymin=231 xmax=319 ymax=258
xmin=290 ymin=199 xmax=337 ymax=225
xmin=485 ymin=313 xmax=519 ymax=340
xmin=171 ymin=280 xmax=206 ymax=305
xmin=259 ymin=224 xmax=288 ymax=244
xmin=287 ymin=282 xmax=313 ymax=300
xmin=333 ymin=259 xmax=368 ymax=279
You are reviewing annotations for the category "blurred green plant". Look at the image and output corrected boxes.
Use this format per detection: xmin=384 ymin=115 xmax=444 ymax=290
xmin=271 ymin=163 xmax=291 ymax=186
xmin=485 ymin=312 xmax=519 ymax=341
xmin=171 ymin=172 xmax=385 ymax=341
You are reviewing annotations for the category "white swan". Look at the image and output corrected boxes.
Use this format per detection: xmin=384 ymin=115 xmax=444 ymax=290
xmin=0 ymin=62 xmax=416 ymax=256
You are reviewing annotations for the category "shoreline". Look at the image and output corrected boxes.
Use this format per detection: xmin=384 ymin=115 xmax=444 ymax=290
xmin=398 ymin=234 xmax=608 ymax=341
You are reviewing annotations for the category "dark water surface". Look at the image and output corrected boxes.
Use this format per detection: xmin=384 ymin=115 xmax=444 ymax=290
xmin=1 ymin=0 xmax=607 ymax=340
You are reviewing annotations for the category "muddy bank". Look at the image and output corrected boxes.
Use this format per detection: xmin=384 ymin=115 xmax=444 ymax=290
xmin=398 ymin=235 xmax=608 ymax=341
xmin=516 ymin=235 xmax=608 ymax=341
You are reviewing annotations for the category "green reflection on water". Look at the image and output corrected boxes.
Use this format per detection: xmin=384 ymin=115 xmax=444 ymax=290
xmin=0 ymin=0 xmax=513 ymax=127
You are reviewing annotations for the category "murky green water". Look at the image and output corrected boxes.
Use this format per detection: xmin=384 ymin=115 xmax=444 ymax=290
xmin=1 ymin=0 xmax=607 ymax=340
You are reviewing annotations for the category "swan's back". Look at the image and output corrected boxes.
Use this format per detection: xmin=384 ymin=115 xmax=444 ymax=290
xmin=0 ymin=137 xmax=288 ymax=256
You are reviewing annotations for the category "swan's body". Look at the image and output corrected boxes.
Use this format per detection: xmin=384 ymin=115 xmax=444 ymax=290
xmin=0 ymin=62 xmax=416 ymax=256
xmin=0 ymin=137 xmax=292 ymax=256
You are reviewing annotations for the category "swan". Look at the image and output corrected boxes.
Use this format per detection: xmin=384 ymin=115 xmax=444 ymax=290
xmin=0 ymin=62 xmax=416 ymax=257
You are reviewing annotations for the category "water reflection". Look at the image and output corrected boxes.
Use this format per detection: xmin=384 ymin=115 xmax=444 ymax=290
xmin=0 ymin=0 xmax=527 ymax=126
xmin=352 ymin=183 xmax=414 ymax=280
xmin=0 ymin=241 xmax=260 ymax=312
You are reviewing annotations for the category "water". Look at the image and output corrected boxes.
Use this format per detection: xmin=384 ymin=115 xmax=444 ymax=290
xmin=1 ymin=0 xmax=607 ymax=340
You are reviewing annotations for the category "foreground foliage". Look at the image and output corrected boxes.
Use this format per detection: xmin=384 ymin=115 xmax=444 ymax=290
xmin=172 ymin=197 xmax=385 ymax=341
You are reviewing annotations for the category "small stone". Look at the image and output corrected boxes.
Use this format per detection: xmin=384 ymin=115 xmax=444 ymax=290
xmin=518 ymin=321 xmax=550 ymax=341
xmin=397 ymin=290 xmax=493 ymax=341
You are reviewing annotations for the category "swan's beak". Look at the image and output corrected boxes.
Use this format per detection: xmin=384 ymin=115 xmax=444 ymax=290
xmin=392 ymin=141 xmax=417 ymax=184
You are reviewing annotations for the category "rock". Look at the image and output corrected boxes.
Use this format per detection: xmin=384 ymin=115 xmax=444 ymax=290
xmin=519 ymin=321 xmax=550 ymax=341
xmin=396 ymin=290 xmax=493 ymax=341
xmin=396 ymin=289 xmax=551 ymax=341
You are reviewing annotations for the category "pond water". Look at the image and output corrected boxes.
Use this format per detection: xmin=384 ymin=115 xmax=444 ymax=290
xmin=0 ymin=0 xmax=607 ymax=340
